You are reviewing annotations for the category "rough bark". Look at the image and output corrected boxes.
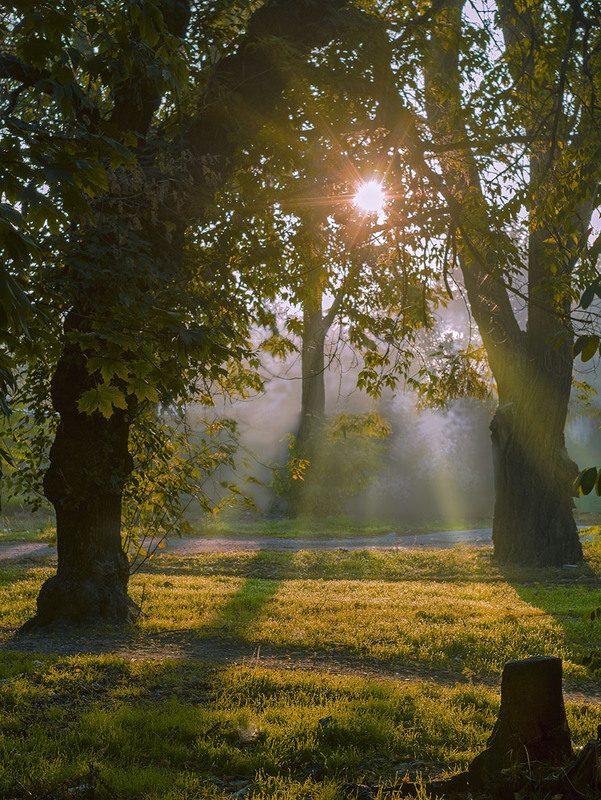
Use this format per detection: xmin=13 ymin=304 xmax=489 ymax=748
xmin=21 ymin=1 xmax=192 ymax=629
xmin=24 ymin=0 xmax=354 ymax=627
xmin=24 ymin=332 xmax=137 ymax=628
xmin=297 ymin=298 xmax=327 ymax=449
xmin=423 ymin=0 xmax=587 ymax=566
xmin=469 ymin=656 xmax=573 ymax=785
xmin=491 ymin=395 xmax=581 ymax=566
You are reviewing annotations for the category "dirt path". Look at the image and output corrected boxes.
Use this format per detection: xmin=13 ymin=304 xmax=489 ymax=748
xmin=170 ymin=528 xmax=493 ymax=553
xmin=0 ymin=541 xmax=53 ymax=560
xmin=0 ymin=528 xmax=494 ymax=561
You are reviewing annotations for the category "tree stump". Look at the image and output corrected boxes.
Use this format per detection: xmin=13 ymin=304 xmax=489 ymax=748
xmin=469 ymin=656 xmax=573 ymax=786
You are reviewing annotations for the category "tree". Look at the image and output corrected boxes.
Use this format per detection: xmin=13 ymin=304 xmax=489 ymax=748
xmin=3 ymin=0 xmax=365 ymax=627
xmin=423 ymin=0 xmax=601 ymax=565
xmin=205 ymin=68 xmax=446 ymax=516
xmin=364 ymin=0 xmax=601 ymax=565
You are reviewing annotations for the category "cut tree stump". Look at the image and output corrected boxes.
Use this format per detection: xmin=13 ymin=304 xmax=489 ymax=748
xmin=389 ymin=656 xmax=579 ymax=798
xmin=468 ymin=655 xmax=573 ymax=785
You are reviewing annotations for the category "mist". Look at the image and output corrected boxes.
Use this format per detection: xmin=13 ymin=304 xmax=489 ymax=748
xmin=199 ymin=336 xmax=499 ymax=523
xmin=196 ymin=314 xmax=601 ymax=524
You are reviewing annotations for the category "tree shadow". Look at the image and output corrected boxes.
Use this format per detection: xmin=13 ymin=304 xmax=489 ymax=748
xmin=203 ymin=549 xmax=296 ymax=641
xmin=497 ymin=554 xmax=601 ymax=686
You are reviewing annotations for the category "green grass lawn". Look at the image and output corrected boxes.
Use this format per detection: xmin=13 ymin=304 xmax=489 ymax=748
xmin=189 ymin=514 xmax=495 ymax=540
xmin=0 ymin=653 xmax=600 ymax=800
xmin=0 ymin=655 xmax=500 ymax=798
xmin=2 ymin=541 xmax=601 ymax=797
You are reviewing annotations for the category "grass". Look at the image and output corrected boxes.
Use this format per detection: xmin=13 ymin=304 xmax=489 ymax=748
xmin=189 ymin=512 xmax=494 ymax=540
xmin=3 ymin=546 xmax=601 ymax=680
xmin=0 ymin=656 xmax=497 ymax=797
xmin=0 ymin=500 xmax=55 ymax=543
xmin=1 ymin=504 xmax=601 ymax=545
xmin=2 ymin=536 xmax=601 ymax=797
xmin=0 ymin=654 xmax=600 ymax=799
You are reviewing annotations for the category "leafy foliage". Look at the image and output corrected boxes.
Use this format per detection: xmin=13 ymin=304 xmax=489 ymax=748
xmin=123 ymin=410 xmax=242 ymax=571
xmin=0 ymin=2 xmax=149 ymax=410
xmin=272 ymin=412 xmax=392 ymax=515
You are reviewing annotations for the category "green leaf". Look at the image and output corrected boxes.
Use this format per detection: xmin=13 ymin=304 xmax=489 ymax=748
xmin=128 ymin=377 xmax=159 ymax=404
xmin=580 ymin=285 xmax=598 ymax=310
xmin=0 ymin=203 xmax=23 ymax=227
xmin=573 ymin=336 xmax=587 ymax=358
xmin=574 ymin=466 xmax=598 ymax=496
xmin=87 ymin=357 xmax=130 ymax=383
xmin=0 ymin=446 xmax=15 ymax=467
xmin=581 ymin=336 xmax=600 ymax=363
xmin=77 ymin=384 xmax=128 ymax=418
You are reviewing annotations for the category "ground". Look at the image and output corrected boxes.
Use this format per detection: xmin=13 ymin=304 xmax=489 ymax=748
xmin=2 ymin=521 xmax=601 ymax=799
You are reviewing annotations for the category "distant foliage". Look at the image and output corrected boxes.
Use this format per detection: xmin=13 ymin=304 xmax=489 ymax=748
xmin=272 ymin=412 xmax=392 ymax=516
xmin=408 ymin=338 xmax=492 ymax=409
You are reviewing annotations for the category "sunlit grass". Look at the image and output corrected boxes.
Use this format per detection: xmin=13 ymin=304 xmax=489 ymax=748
xmin=2 ymin=541 xmax=601 ymax=797
xmin=3 ymin=545 xmax=601 ymax=679
xmin=0 ymin=654 xmax=600 ymax=799
xmin=129 ymin=571 xmax=592 ymax=675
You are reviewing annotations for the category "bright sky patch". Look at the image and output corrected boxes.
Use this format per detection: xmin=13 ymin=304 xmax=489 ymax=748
xmin=354 ymin=181 xmax=385 ymax=214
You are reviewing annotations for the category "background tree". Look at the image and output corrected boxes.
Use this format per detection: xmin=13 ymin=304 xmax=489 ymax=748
xmin=206 ymin=59 xmax=449 ymax=515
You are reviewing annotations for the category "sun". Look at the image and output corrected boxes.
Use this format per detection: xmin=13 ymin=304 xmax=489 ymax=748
xmin=354 ymin=180 xmax=386 ymax=214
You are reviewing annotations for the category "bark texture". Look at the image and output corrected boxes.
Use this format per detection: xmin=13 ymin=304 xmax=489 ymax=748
xmin=469 ymin=656 xmax=573 ymax=785
xmin=297 ymin=290 xmax=327 ymax=450
xmin=26 ymin=330 xmax=137 ymax=627
xmin=423 ymin=0 xmax=587 ymax=565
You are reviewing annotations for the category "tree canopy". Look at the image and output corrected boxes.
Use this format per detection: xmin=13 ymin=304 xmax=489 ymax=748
xmin=2 ymin=0 xmax=601 ymax=627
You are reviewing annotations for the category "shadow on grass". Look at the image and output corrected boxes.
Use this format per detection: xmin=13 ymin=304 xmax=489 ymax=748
xmin=150 ymin=546 xmax=500 ymax=583
xmin=6 ymin=545 xmax=601 ymax=699
xmin=0 ymin=552 xmax=490 ymax=687
xmin=0 ymin=649 xmax=506 ymax=800
xmin=204 ymin=550 xmax=296 ymax=640
xmin=498 ymin=549 xmax=601 ymax=681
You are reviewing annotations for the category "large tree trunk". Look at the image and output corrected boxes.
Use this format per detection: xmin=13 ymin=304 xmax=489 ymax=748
xmin=422 ymin=0 xmax=588 ymax=566
xmin=24 ymin=324 xmax=138 ymax=628
xmin=490 ymin=250 xmax=582 ymax=565
xmin=491 ymin=406 xmax=581 ymax=566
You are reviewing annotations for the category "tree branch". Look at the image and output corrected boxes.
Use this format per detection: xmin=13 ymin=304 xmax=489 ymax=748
xmin=180 ymin=0 xmax=351 ymax=218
